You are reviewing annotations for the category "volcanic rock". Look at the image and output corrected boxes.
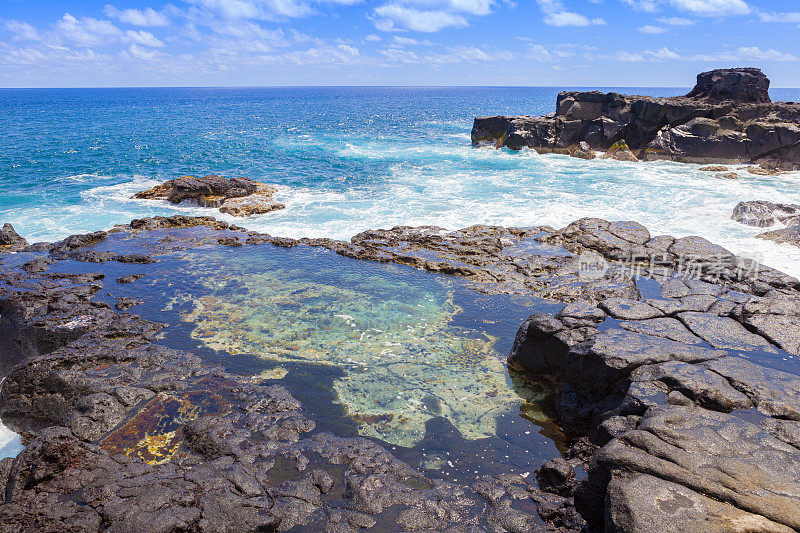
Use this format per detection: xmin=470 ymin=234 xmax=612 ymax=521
xmin=473 ymin=68 xmax=800 ymax=169
xmin=132 ymin=175 xmax=285 ymax=218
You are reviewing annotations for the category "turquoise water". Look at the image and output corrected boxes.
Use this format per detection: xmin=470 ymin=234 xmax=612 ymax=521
xmin=2 ymin=86 xmax=800 ymax=277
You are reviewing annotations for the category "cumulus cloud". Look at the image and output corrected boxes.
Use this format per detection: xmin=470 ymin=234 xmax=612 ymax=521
xmin=104 ymin=6 xmax=170 ymax=26
xmin=536 ymin=0 xmax=605 ymax=27
xmin=372 ymin=0 xmax=494 ymax=32
xmin=373 ymin=5 xmax=469 ymax=32
xmin=638 ymin=24 xmax=667 ymax=33
xmin=3 ymin=21 xmax=41 ymax=41
xmin=669 ymin=0 xmax=748 ymax=16
xmin=55 ymin=13 xmax=122 ymax=47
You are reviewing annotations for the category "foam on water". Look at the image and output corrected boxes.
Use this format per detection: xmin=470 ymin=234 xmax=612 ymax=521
xmin=2 ymin=87 xmax=800 ymax=272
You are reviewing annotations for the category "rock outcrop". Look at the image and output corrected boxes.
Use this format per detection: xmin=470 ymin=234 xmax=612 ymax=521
xmin=732 ymin=200 xmax=800 ymax=227
xmin=473 ymin=68 xmax=800 ymax=170
xmin=0 ymin=223 xmax=27 ymax=251
xmin=132 ymin=175 xmax=285 ymax=217
xmin=2 ymin=215 xmax=800 ymax=532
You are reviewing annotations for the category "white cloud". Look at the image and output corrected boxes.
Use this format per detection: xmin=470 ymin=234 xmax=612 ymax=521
xmin=526 ymin=43 xmax=576 ymax=61
xmin=124 ymin=43 xmax=160 ymax=60
xmin=188 ymin=0 xmax=315 ymax=20
xmin=610 ymin=45 xmax=797 ymax=63
xmin=536 ymin=1 xmax=605 ymax=27
xmin=392 ymin=36 xmax=434 ymax=45
xmin=544 ymin=12 xmax=605 ymax=26
xmin=364 ymin=33 xmax=382 ymax=41
xmin=282 ymin=43 xmax=361 ymax=65
xmin=736 ymin=46 xmax=797 ymax=62
xmin=373 ymin=4 xmax=469 ymax=32
xmin=669 ymin=0 xmax=748 ymax=16
xmin=638 ymin=24 xmax=667 ymax=33
xmin=621 ymin=0 xmax=659 ymax=12
xmin=3 ymin=21 xmax=41 ymax=41
xmin=372 ymin=0 xmax=495 ymax=32
xmin=379 ymin=47 xmax=419 ymax=62
xmin=55 ymin=14 xmax=122 ymax=47
xmin=622 ymin=0 xmax=749 ymax=16
xmin=758 ymin=11 xmax=800 ymax=23
xmin=125 ymin=30 xmax=165 ymax=47
xmin=104 ymin=6 xmax=169 ymax=27
xmin=379 ymin=44 xmax=512 ymax=64
xmin=656 ymin=16 xmax=694 ymax=25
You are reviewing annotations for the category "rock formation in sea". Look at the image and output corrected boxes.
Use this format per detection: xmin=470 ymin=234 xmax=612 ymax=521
xmin=472 ymin=68 xmax=800 ymax=170
xmin=132 ymin=175 xmax=285 ymax=217
xmin=1 ymin=214 xmax=800 ymax=531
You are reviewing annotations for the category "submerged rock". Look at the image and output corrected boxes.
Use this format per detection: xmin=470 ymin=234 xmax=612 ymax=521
xmin=132 ymin=175 xmax=285 ymax=217
xmin=473 ymin=68 xmax=800 ymax=170
xmin=731 ymin=200 xmax=800 ymax=227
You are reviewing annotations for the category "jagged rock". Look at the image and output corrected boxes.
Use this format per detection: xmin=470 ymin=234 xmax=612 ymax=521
xmin=132 ymin=176 xmax=285 ymax=218
xmin=698 ymin=165 xmax=729 ymax=171
xmin=473 ymin=68 xmax=800 ymax=169
xmin=732 ymin=200 xmax=800 ymax=228
xmin=602 ymin=141 xmax=638 ymax=162
xmin=758 ymin=225 xmax=800 ymax=248
xmin=576 ymin=405 xmax=800 ymax=531
xmin=569 ymin=141 xmax=595 ymax=160
xmin=715 ymin=172 xmax=738 ymax=179
xmin=0 ymin=223 xmax=28 ymax=251
xmin=686 ymin=67 xmax=771 ymax=103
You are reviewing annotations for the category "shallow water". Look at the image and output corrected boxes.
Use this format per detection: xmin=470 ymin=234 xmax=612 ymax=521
xmin=40 ymin=236 xmax=566 ymax=479
xmin=3 ymin=87 xmax=800 ymax=278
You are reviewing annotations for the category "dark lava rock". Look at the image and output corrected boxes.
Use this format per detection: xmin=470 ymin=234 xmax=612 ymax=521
xmin=534 ymin=458 xmax=575 ymax=496
xmin=132 ymin=175 xmax=285 ymax=218
xmin=473 ymin=68 xmax=800 ymax=169
xmin=0 ymin=223 xmax=28 ymax=251
xmin=116 ymin=273 xmax=147 ymax=284
xmin=686 ymin=67 xmax=771 ymax=103
xmin=115 ymin=297 xmax=143 ymax=311
xmin=4 ymin=216 xmax=800 ymax=533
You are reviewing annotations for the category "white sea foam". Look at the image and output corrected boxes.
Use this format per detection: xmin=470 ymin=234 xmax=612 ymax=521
xmin=7 ymin=145 xmax=800 ymax=279
xmin=0 ymin=421 xmax=22 ymax=460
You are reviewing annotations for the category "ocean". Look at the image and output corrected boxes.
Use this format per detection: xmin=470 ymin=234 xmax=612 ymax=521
xmin=3 ymin=86 xmax=800 ymax=276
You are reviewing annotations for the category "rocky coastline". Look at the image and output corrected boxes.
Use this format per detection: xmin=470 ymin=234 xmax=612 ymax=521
xmin=1 ymin=215 xmax=800 ymax=531
xmin=472 ymin=68 xmax=800 ymax=170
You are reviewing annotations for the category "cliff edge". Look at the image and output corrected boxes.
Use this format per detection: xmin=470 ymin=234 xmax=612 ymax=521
xmin=472 ymin=68 xmax=800 ymax=170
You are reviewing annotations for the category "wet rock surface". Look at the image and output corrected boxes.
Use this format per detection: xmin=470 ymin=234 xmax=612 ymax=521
xmin=2 ymin=214 xmax=800 ymax=532
xmin=472 ymin=68 xmax=800 ymax=169
xmin=132 ymin=175 xmax=285 ymax=217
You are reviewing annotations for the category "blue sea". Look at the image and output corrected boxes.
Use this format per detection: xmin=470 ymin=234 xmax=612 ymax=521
xmin=3 ymin=86 xmax=800 ymax=276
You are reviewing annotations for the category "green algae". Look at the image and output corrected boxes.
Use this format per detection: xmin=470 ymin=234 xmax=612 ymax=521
xmin=167 ymin=249 xmax=549 ymax=447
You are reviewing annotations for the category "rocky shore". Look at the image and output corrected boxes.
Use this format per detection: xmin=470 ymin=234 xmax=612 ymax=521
xmin=472 ymin=68 xmax=800 ymax=170
xmin=132 ymin=175 xmax=285 ymax=217
xmin=1 ymin=215 xmax=800 ymax=531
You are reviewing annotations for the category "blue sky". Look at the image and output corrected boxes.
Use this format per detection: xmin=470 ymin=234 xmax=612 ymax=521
xmin=1 ymin=0 xmax=799 ymax=87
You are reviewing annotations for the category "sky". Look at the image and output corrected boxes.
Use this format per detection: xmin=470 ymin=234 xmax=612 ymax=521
xmin=1 ymin=0 xmax=799 ymax=87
